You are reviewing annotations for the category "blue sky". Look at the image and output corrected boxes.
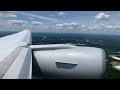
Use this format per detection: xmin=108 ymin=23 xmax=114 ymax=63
xmin=0 ymin=11 xmax=120 ymax=34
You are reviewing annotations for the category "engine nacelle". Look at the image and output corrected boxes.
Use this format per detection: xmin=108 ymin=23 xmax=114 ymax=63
xmin=32 ymin=45 xmax=106 ymax=79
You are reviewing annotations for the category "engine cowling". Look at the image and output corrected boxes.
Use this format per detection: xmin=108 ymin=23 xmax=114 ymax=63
xmin=31 ymin=44 xmax=106 ymax=79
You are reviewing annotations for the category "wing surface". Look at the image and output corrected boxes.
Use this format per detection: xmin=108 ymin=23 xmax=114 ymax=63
xmin=0 ymin=30 xmax=32 ymax=79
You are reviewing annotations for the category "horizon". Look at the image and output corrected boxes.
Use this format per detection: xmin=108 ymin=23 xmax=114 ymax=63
xmin=1 ymin=29 xmax=120 ymax=36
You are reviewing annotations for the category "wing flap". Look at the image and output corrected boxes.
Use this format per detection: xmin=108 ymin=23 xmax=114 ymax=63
xmin=2 ymin=47 xmax=32 ymax=79
xmin=0 ymin=47 xmax=23 ymax=78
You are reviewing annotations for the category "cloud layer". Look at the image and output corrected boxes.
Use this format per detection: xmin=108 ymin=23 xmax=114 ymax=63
xmin=6 ymin=20 xmax=28 ymax=30
xmin=0 ymin=11 xmax=120 ymax=34
xmin=55 ymin=21 xmax=120 ymax=34
xmin=56 ymin=22 xmax=88 ymax=32
xmin=0 ymin=11 xmax=17 ymax=18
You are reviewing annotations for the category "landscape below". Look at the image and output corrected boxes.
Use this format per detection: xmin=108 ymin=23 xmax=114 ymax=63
xmin=0 ymin=31 xmax=120 ymax=79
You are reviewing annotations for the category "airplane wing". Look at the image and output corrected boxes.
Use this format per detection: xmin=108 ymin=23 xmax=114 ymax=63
xmin=0 ymin=30 xmax=32 ymax=79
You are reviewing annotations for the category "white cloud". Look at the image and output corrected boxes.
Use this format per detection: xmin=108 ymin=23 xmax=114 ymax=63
xmin=95 ymin=12 xmax=110 ymax=21
xmin=89 ymin=24 xmax=120 ymax=31
xmin=31 ymin=21 xmax=44 ymax=26
xmin=56 ymin=22 xmax=80 ymax=27
xmin=20 ymin=12 xmax=58 ymax=22
xmin=56 ymin=22 xmax=88 ymax=31
xmin=58 ymin=12 xmax=65 ymax=17
xmin=55 ymin=21 xmax=120 ymax=34
xmin=81 ymin=25 xmax=86 ymax=27
xmin=104 ymin=25 xmax=113 ymax=29
xmin=0 ymin=11 xmax=17 ymax=18
xmin=7 ymin=20 xmax=28 ymax=29
xmin=31 ymin=21 xmax=49 ymax=30
xmin=113 ymin=24 xmax=120 ymax=29
xmin=7 ymin=20 xmax=28 ymax=25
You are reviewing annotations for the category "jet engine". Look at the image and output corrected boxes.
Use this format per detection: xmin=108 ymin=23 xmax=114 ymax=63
xmin=30 ymin=44 xmax=106 ymax=79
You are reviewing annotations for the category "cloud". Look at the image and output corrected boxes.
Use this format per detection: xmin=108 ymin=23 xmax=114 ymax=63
xmin=104 ymin=25 xmax=113 ymax=29
xmin=7 ymin=20 xmax=28 ymax=29
xmin=31 ymin=21 xmax=43 ymax=24
xmin=20 ymin=12 xmax=58 ymax=22
xmin=56 ymin=22 xmax=88 ymax=31
xmin=104 ymin=24 xmax=120 ymax=30
xmin=95 ymin=12 xmax=110 ymax=21
xmin=28 ymin=17 xmax=34 ymax=20
xmin=65 ymin=27 xmax=74 ymax=30
xmin=89 ymin=24 xmax=120 ymax=31
xmin=58 ymin=12 xmax=65 ymax=17
xmin=0 ymin=11 xmax=17 ymax=18
xmin=81 ymin=25 xmax=86 ymax=27
xmin=31 ymin=21 xmax=49 ymax=30
xmin=55 ymin=21 xmax=120 ymax=34
xmin=0 ymin=19 xmax=29 ymax=30
xmin=56 ymin=22 xmax=80 ymax=27
xmin=31 ymin=21 xmax=44 ymax=26
xmin=7 ymin=20 xmax=28 ymax=25
xmin=113 ymin=24 xmax=120 ymax=29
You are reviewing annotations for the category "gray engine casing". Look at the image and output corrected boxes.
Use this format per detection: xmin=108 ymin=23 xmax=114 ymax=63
xmin=32 ymin=45 xmax=106 ymax=79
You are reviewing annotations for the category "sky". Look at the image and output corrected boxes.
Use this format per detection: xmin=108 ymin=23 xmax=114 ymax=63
xmin=0 ymin=11 xmax=120 ymax=35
